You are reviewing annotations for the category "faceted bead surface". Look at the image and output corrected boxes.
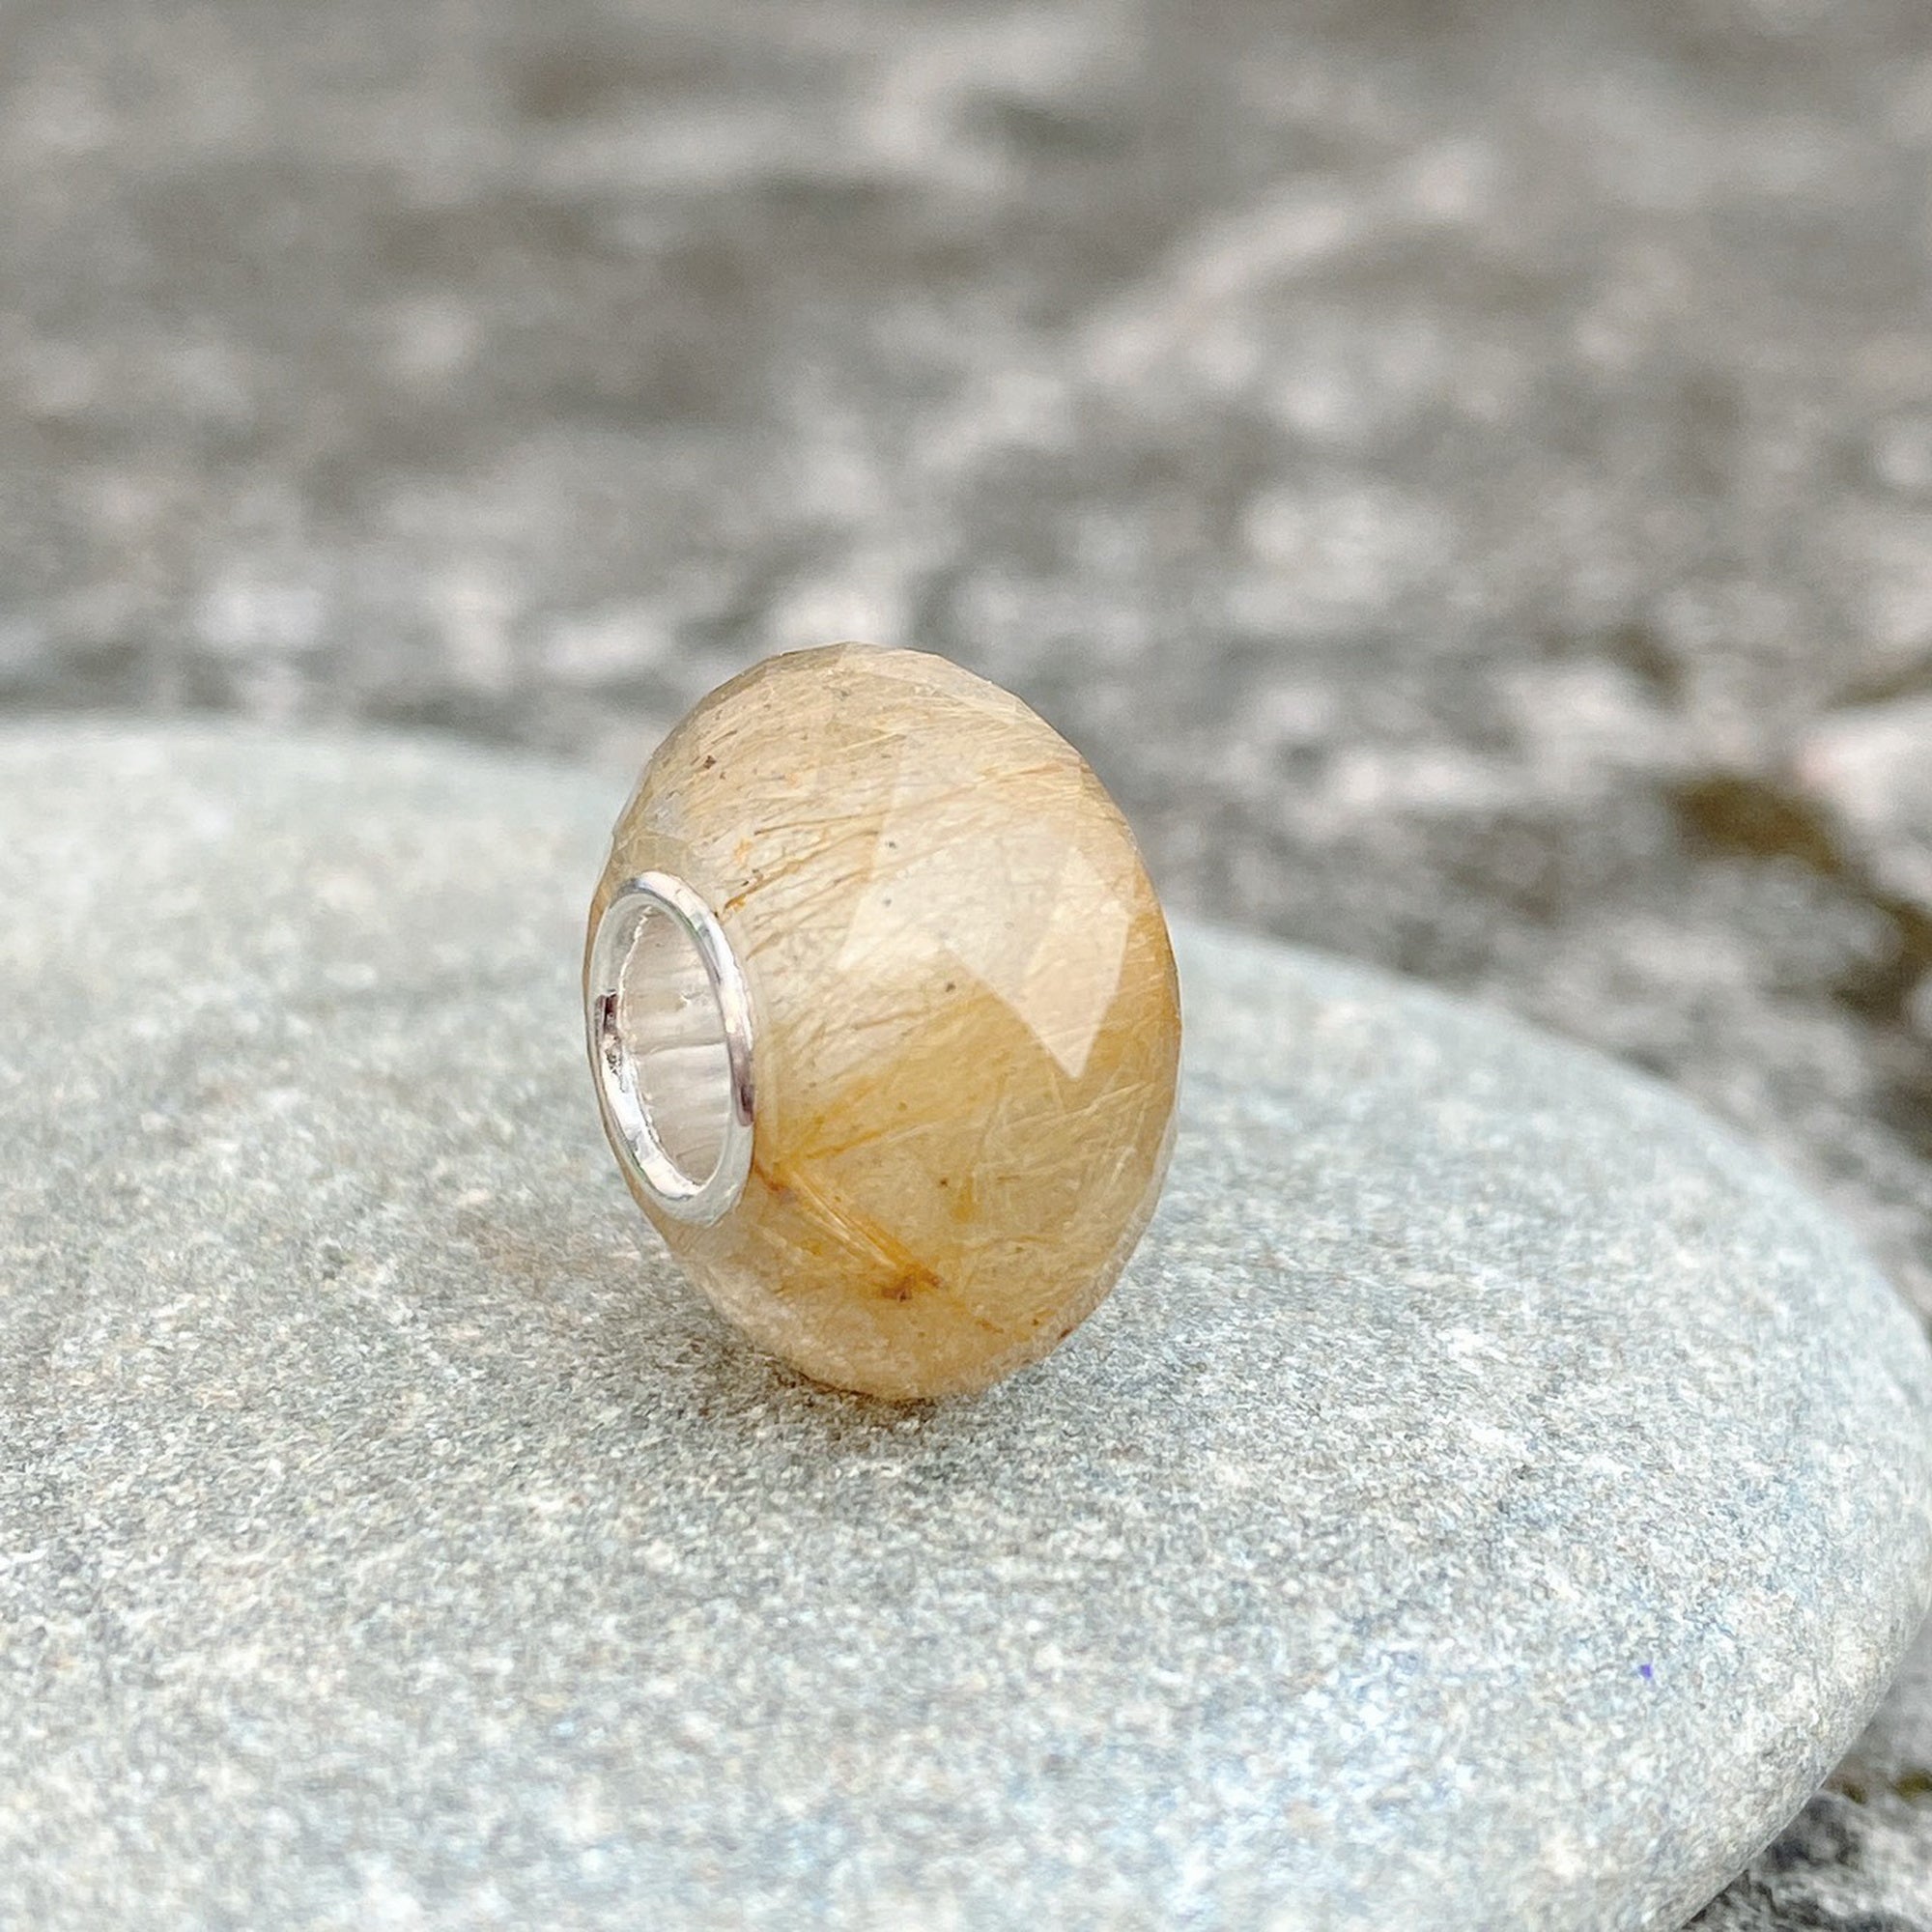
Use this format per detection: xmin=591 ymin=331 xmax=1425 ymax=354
xmin=588 ymin=644 xmax=1182 ymax=1400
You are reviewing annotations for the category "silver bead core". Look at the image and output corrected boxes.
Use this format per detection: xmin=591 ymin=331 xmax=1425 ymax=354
xmin=585 ymin=871 xmax=756 ymax=1227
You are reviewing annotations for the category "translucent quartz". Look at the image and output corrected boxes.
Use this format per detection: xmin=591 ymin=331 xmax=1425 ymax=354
xmin=588 ymin=644 xmax=1182 ymax=1400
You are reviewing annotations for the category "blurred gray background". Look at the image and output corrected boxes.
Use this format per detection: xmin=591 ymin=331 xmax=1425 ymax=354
xmin=4 ymin=0 xmax=1930 ymax=1922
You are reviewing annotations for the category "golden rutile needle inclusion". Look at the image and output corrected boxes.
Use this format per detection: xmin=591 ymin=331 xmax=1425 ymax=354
xmin=589 ymin=644 xmax=1181 ymax=1400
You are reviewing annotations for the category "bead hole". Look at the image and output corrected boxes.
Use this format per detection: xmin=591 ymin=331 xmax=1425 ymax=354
xmin=588 ymin=875 xmax=755 ymax=1226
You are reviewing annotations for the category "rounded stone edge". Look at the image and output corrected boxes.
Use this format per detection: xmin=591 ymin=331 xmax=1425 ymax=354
xmin=1175 ymin=917 xmax=1932 ymax=1926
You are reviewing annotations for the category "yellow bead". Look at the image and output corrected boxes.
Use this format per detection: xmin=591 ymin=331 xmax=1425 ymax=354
xmin=587 ymin=644 xmax=1181 ymax=1400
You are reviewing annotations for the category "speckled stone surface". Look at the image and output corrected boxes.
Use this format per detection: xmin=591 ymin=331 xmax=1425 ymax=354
xmin=10 ymin=3 xmax=1932 ymax=1918
xmin=1 ymin=724 xmax=1928 ymax=1931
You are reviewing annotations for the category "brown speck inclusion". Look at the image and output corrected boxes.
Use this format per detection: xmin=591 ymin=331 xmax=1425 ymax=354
xmin=589 ymin=644 xmax=1182 ymax=1400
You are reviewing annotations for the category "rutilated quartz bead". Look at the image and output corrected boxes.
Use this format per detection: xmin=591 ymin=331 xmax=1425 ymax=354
xmin=587 ymin=644 xmax=1181 ymax=1400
